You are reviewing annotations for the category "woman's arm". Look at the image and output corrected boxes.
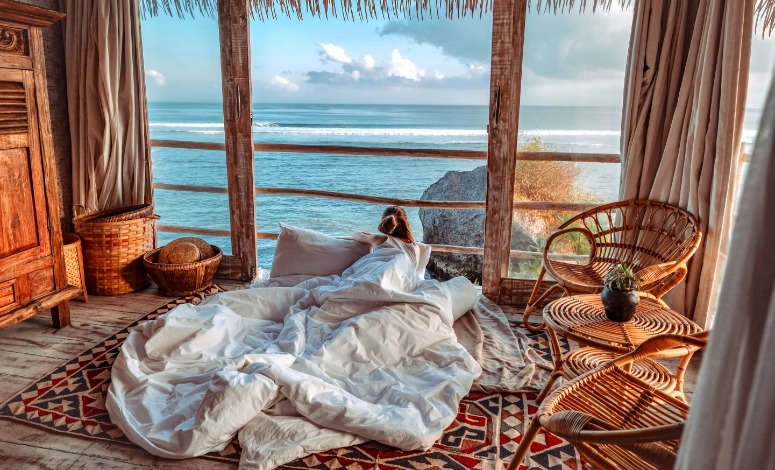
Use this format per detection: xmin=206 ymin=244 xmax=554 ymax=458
xmin=353 ymin=231 xmax=388 ymax=247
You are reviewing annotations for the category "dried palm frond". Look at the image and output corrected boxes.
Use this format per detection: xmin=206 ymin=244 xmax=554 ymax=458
xmin=138 ymin=0 xmax=775 ymax=37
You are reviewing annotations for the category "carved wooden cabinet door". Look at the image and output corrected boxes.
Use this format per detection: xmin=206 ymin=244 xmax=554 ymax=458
xmin=0 ymin=64 xmax=55 ymax=314
xmin=0 ymin=2 xmax=72 ymax=329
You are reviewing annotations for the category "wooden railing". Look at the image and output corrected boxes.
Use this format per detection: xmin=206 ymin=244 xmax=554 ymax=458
xmin=151 ymin=139 xmax=620 ymax=261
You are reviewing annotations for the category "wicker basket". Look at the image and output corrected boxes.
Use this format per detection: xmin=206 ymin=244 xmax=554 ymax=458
xmin=143 ymin=246 xmax=222 ymax=297
xmin=62 ymin=233 xmax=88 ymax=302
xmin=73 ymin=205 xmax=158 ymax=295
xmin=87 ymin=204 xmax=154 ymax=223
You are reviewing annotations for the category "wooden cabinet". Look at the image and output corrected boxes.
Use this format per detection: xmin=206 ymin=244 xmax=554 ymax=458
xmin=0 ymin=1 xmax=78 ymax=329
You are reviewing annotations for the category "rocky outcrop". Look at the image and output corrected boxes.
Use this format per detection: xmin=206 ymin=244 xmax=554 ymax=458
xmin=419 ymin=166 xmax=535 ymax=283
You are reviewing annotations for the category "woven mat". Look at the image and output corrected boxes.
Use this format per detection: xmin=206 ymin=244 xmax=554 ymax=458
xmin=0 ymin=289 xmax=588 ymax=470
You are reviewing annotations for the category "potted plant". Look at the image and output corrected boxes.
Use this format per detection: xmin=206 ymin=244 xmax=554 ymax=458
xmin=601 ymin=262 xmax=643 ymax=322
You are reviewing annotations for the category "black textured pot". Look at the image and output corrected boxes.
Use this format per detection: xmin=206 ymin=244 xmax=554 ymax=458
xmin=601 ymin=287 xmax=640 ymax=322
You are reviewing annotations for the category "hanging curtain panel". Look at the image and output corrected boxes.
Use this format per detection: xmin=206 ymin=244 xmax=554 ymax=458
xmin=674 ymin=61 xmax=775 ymax=470
xmin=619 ymin=0 xmax=753 ymax=328
xmin=59 ymin=0 xmax=151 ymax=213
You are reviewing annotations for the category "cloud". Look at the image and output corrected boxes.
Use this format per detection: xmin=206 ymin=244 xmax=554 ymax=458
xmin=386 ymin=49 xmax=423 ymax=80
xmin=379 ymin=19 xmax=492 ymax=64
xmin=380 ymin=10 xmax=632 ymax=81
xmin=319 ymin=43 xmax=352 ymax=63
xmin=269 ymin=76 xmax=299 ymax=91
xmin=308 ymin=45 xmax=436 ymax=86
xmin=145 ymin=69 xmax=165 ymax=85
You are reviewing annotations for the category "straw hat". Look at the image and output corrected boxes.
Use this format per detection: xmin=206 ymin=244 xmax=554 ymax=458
xmin=159 ymin=242 xmax=201 ymax=264
xmin=172 ymin=237 xmax=215 ymax=260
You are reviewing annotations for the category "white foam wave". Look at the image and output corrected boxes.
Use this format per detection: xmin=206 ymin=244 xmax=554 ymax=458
xmin=251 ymin=127 xmax=487 ymax=136
xmin=148 ymin=123 xmax=760 ymax=140
xmin=150 ymin=122 xmax=224 ymax=128
xmin=520 ymin=129 xmax=620 ymax=137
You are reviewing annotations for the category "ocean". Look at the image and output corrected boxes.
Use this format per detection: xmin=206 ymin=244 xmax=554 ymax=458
xmin=150 ymin=103 xmax=761 ymax=270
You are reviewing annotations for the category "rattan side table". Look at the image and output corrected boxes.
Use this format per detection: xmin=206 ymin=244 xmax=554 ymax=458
xmin=537 ymin=294 xmax=703 ymax=402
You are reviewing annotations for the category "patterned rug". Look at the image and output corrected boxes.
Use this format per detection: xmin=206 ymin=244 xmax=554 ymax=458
xmin=0 ymin=290 xmax=586 ymax=470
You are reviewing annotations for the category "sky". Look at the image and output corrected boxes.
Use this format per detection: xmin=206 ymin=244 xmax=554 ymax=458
xmin=140 ymin=6 xmax=775 ymax=107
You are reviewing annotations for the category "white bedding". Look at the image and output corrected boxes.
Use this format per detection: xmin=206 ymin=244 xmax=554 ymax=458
xmin=106 ymin=237 xmax=483 ymax=469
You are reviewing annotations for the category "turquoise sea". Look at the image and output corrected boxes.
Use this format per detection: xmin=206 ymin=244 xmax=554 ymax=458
xmin=150 ymin=103 xmax=761 ymax=270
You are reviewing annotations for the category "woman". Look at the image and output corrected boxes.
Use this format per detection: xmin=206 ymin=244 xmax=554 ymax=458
xmin=354 ymin=206 xmax=430 ymax=277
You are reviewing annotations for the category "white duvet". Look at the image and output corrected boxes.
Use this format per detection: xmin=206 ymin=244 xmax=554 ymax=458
xmin=106 ymin=237 xmax=483 ymax=469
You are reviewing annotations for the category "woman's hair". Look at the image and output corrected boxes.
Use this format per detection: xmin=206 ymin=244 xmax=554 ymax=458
xmin=378 ymin=206 xmax=414 ymax=243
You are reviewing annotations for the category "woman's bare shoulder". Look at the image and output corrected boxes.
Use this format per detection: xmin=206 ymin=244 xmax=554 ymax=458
xmin=353 ymin=232 xmax=389 ymax=247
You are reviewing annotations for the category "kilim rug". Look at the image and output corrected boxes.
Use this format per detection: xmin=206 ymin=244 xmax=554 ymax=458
xmin=0 ymin=291 xmax=588 ymax=470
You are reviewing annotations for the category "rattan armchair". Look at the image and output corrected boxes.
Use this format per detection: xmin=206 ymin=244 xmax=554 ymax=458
xmin=524 ymin=200 xmax=702 ymax=332
xmin=508 ymin=332 xmax=709 ymax=470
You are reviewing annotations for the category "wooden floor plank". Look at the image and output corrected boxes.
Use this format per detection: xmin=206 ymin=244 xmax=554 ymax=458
xmin=0 ymin=440 xmax=82 ymax=469
xmin=0 ymin=419 xmax=236 ymax=469
xmin=0 ymin=372 xmax=34 ymax=403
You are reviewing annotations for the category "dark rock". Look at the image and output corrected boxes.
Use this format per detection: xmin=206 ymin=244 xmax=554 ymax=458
xmin=419 ymin=166 xmax=535 ymax=283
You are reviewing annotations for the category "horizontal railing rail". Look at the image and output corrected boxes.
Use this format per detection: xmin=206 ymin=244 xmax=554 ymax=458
xmin=153 ymin=182 xmax=600 ymax=212
xmin=150 ymin=139 xmax=621 ymax=163
xmin=156 ymin=224 xmax=589 ymax=262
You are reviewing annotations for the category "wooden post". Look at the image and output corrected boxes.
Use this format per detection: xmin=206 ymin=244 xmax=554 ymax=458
xmin=217 ymin=0 xmax=257 ymax=281
xmin=482 ymin=0 xmax=527 ymax=300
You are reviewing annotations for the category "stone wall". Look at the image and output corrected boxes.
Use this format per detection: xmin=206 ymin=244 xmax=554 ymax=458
xmin=16 ymin=0 xmax=73 ymax=232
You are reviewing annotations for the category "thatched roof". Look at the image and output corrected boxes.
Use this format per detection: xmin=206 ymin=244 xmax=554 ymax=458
xmin=142 ymin=0 xmax=775 ymax=35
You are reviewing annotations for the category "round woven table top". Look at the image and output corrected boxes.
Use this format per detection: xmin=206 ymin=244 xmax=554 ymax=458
xmin=544 ymin=294 xmax=702 ymax=353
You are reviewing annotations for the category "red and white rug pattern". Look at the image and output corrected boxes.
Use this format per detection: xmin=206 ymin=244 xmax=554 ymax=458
xmin=0 ymin=290 xmax=587 ymax=470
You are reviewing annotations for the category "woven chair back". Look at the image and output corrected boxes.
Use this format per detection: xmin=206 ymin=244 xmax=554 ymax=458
xmin=557 ymin=200 xmax=700 ymax=289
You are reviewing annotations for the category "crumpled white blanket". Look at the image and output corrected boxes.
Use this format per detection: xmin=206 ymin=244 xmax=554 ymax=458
xmin=106 ymin=237 xmax=484 ymax=469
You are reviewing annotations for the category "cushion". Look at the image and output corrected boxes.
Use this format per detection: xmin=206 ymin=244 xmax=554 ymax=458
xmin=270 ymin=223 xmax=372 ymax=278
xmin=443 ymin=276 xmax=478 ymax=321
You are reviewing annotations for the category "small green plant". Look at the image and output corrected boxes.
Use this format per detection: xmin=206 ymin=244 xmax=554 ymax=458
xmin=603 ymin=262 xmax=644 ymax=291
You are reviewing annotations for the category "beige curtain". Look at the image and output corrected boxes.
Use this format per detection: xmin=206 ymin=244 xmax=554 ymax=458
xmin=620 ymin=0 xmax=753 ymax=328
xmin=60 ymin=0 xmax=152 ymax=213
xmin=673 ymin=66 xmax=775 ymax=470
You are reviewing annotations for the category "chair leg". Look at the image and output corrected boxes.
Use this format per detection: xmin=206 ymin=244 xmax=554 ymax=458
xmin=507 ymin=414 xmax=543 ymax=470
xmin=535 ymin=371 xmax=564 ymax=404
xmin=524 ymin=268 xmax=566 ymax=332
xmin=536 ymin=327 xmax=565 ymax=404
xmin=673 ymin=350 xmax=696 ymax=397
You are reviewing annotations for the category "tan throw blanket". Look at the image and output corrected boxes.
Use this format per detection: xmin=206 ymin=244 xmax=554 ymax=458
xmin=454 ymin=296 xmax=552 ymax=393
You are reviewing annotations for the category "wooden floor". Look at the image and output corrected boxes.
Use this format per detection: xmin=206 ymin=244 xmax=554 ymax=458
xmin=0 ymin=280 xmax=244 ymax=470
xmin=0 ymin=287 xmax=703 ymax=469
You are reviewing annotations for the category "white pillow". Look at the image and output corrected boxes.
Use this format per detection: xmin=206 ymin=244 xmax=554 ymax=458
xmin=442 ymin=276 xmax=478 ymax=321
xmin=270 ymin=223 xmax=372 ymax=278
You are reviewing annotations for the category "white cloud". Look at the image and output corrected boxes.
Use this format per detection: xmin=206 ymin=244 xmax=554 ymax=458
xmin=386 ymin=49 xmax=422 ymax=81
xmin=269 ymin=76 xmax=299 ymax=92
xmin=360 ymin=54 xmax=375 ymax=69
xmin=145 ymin=69 xmax=165 ymax=85
xmin=305 ymin=46 xmax=480 ymax=89
xmin=319 ymin=43 xmax=352 ymax=63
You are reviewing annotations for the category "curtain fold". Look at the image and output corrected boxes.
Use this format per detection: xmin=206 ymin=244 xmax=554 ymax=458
xmin=619 ymin=0 xmax=753 ymax=327
xmin=60 ymin=0 xmax=151 ymax=213
xmin=674 ymin=65 xmax=775 ymax=470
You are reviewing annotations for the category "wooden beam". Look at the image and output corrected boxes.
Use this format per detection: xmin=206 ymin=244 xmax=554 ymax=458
xmin=150 ymin=139 xmax=621 ymax=163
xmin=217 ymin=0 xmax=256 ymax=282
xmin=153 ymin=183 xmax=599 ymax=212
xmin=482 ymin=0 xmax=528 ymax=300
xmin=156 ymin=225 xmax=589 ymax=261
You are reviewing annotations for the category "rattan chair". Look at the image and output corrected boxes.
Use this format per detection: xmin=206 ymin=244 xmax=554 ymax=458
xmin=508 ymin=332 xmax=709 ymax=470
xmin=523 ymin=200 xmax=702 ymax=332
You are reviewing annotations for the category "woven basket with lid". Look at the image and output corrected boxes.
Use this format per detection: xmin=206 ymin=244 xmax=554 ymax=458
xmin=73 ymin=204 xmax=158 ymax=295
